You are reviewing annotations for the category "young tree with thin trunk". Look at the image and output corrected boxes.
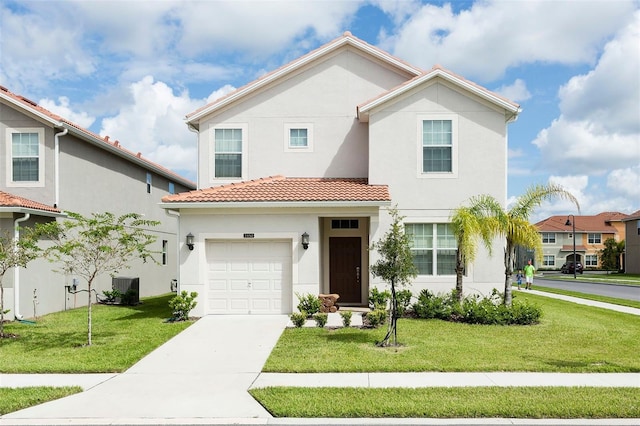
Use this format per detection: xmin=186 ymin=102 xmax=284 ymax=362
xmin=0 ymin=230 xmax=39 ymax=337
xmin=370 ymin=208 xmax=418 ymax=347
xmin=35 ymin=212 xmax=159 ymax=346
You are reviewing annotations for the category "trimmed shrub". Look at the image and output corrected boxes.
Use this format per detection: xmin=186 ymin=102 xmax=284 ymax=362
xmin=340 ymin=310 xmax=353 ymax=327
xmin=369 ymin=287 xmax=391 ymax=310
xmin=413 ymin=289 xmax=541 ymax=326
xmin=395 ymin=289 xmax=413 ymax=317
xmin=364 ymin=309 xmax=387 ymax=328
xmin=290 ymin=311 xmax=307 ymax=328
xmin=168 ymin=291 xmax=198 ymax=321
xmin=313 ymin=312 xmax=328 ymax=328
xmin=295 ymin=293 xmax=321 ymax=317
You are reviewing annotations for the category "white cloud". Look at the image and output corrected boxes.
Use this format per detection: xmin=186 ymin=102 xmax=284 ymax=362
xmin=0 ymin=4 xmax=95 ymax=92
xmin=98 ymin=76 xmax=204 ymax=174
xmin=380 ymin=0 xmax=636 ymax=82
xmin=532 ymin=11 xmax=640 ymax=177
xmin=607 ymin=166 xmax=640 ymax=200
xmin=38 ymin=96 xmax=96 ymax=129
xmin=173 ymin=1 xmax=361 ymax=58
xmin=494 ymin=79 xmax=531 ymax=103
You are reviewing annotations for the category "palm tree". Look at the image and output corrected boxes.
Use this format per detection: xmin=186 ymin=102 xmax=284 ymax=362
xmin=450 ymin=195 xmax=502 ymax=303
xmin=460 ymin=184 xmax=579 ymax=306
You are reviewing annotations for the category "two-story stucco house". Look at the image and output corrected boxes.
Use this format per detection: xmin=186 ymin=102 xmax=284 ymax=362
xmin=535 ymin=212 xmax=630 ymax=270
xmin=622 ymin=210 xmax=640 ymax=274
xmin=161 ymin=32 xmax=520 ymax=316
xmin=0 ymin=86 xmax=196 ymax=319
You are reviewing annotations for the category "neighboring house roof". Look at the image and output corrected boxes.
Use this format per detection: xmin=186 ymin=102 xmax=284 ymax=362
xmin=185 ymin=31 xmax=424 ymax=126
xmin=0 ymin=191 xmax=63 ymax=216
xmin=357 ymin=64 xmax=521 ymax=123
xmin=0 ymin=86 xmax=196 ymax=190
xmin=622 ymin=209 xmax=640 ymax=221
xmin=535 ymin=212 xmax=631 ymax=233
xmin=161 ymin=175 xmax=390 ymax=208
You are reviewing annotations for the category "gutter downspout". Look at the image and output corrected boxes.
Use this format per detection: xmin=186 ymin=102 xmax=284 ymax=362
xmin=54 ymin=128 xmax=68 ymax=208
xmin=187 ymin=123 xmax=199 ymax=189
xmin=13 ymin=213 xmax=30 ymax=320
xmin=165 ymin=209 xmax=181 ymax=292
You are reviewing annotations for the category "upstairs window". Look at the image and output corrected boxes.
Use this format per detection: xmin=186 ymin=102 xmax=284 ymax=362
xmin=289 ymin=128 xmax=308 ymax=148
xmin=284 ymin=123 xmax=313 ymax=152
xmin=588 ymin=233 xmax=601 ymax=244
xmin=541 ymin=232 xmax=556 ymax=243
xmin=422 ymin=120 xmax=452 ymax=173
xmin=146 ymin=173 xmax=152 ymax=193
xmin=214 ymin=128 xmax=242 ymax=178
xmin=168 ymin=182 xmax=175 ymax=194
xmin=6 ymin=128 xmax=44 ymax=187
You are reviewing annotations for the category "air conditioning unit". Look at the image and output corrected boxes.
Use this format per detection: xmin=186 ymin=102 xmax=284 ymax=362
xmin=112 ymin=277 xmax=140 ymax=305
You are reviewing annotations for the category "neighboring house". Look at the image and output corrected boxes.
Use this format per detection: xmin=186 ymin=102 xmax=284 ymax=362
xmin=161 ymin=32 xmax=520 ymax=316
xmin=0 ymin=86 xmax=196 ymax=319
xmin=534 ymin=212 xmax=630 ymax=270
xmin=622 ymin=210 xmax=640 ymax=274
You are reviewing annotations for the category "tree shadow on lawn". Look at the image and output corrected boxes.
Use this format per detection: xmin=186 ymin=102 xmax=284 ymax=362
xmin=542 ymin=358 xmax=640 ymax=372
xmin=322 ymin=329 xmax=379 ymax=344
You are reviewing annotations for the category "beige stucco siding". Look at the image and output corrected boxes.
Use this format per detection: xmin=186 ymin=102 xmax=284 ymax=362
xmin=197 ymin=47 xmax=411 ymax=186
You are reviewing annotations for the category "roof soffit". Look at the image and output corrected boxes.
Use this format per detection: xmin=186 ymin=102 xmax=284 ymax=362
xmin=185 ymin=33 xmax=423 ymax=125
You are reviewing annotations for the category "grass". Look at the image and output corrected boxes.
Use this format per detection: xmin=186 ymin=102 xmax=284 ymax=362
xmin=264 ymin=293 xmax=640 ymax=373
xmin=258 ymin=292 xmax=640 ymax=418
xmin=0 ymin=387 xmax=82 ymax=415
xmin=0 ymin=293 xmax=192 ymax=373
xmin=533 ymin=284 xmax=640 ymax=309
xmin=250 ymin=387 xmax=640 ymax=418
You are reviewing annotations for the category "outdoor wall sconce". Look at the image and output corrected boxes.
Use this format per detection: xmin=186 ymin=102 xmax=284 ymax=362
xmin=301 ymin=232 xmax=310 ymax=250
xmin=186 ymin=233 xmax=195 ymax=251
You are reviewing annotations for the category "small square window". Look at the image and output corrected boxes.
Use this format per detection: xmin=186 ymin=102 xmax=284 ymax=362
xmin=284 ymin=124 xmax=313 ymax=152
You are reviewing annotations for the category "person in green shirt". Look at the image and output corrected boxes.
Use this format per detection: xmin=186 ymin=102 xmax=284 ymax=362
xmin=524 ymin=259 xmax=536 ymax=290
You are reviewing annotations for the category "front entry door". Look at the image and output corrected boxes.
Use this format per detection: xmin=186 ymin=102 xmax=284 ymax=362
xmin=329 ymin=237 xmax=361 ymax=304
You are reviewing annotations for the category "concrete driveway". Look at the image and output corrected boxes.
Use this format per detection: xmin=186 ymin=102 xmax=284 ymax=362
xmin=2 ymin=315 xmax=290 ymax=423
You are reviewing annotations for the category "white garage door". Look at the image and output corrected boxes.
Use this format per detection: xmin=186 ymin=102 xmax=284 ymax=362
xmin=206 ymin=240 xmax=291 ymax=314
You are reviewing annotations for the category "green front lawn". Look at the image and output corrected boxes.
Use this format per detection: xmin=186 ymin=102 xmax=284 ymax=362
xmin=0 ymin=293 xmax=193 ymax=373
xmin=258 ymin=292 xmax=640 ymax=419
xmin=264 ymin=293 xmax=640 ymax=373
xmin=250 ymin=387 xmax=640 ymax=418
xmin=0 ymin=387 xmax=82 ymax=415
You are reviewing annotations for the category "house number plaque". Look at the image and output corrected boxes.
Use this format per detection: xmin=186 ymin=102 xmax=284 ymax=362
xmin=243 ymin=233 xmax=255 ymax=238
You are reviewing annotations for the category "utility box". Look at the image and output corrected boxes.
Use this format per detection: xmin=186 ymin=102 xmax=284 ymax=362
xmin=112 ymin=277 xmax=140 ymax=305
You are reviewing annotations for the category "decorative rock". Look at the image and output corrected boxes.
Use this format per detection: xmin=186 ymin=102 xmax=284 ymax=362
xmin=318 ymin=293 xmax=340 ymax=313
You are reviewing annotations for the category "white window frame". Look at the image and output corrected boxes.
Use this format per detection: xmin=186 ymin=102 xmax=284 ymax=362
xmin=588 ymin=233 xmax=601 ymax=244
xmin=284 ymin=123 xmax=313 ymax=152
xmin=543 ymin=255 xmax=555 ymax=266
xmin=209 ymin=123 xmax=248 ymax=182
xmin=541 ymin=232 xmax=556 ymax=244
xmin=417 ymin=114 xmax=458 ymax=179
xmin=405 ymin=222 xmax=457 ymax=276
xmin=5 ymin=128 xmax=45 ymax=187
xmin=585 ymin=254 xmax=598 ymax=267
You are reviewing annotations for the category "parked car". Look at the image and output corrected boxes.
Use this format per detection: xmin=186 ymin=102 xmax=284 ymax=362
xmin=561 ymin=262 xmax=584 ymax=274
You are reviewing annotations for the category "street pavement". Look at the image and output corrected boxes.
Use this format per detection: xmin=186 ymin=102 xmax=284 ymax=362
xmin=1 ymin=289 xmax=639 ymax=426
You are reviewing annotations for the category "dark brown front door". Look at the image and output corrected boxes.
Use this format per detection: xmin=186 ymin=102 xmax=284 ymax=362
xmin=329 ymin=237 xmax=361 ymax=304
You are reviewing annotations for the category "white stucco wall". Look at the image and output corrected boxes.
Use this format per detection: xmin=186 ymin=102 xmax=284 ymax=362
xmin=196 ymin=47 xmax=412 ymax=187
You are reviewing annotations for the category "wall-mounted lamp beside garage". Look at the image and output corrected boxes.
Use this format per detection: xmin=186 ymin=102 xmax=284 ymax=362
xmin=301 ymin=232 xmax=310 ymax=250
xmin=186 ymin=233 xmax=195 ymax=251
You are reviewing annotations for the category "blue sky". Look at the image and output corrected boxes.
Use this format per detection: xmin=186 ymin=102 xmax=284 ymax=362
xmin=1 ymin=0 xmax=639 ymax=221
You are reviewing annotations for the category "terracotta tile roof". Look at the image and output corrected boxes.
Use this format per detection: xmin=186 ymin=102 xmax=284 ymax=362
xmin=0 ymin=191 xmax=61 ymax=213
xmin=0 ymin=86 xmax=195 ymax=189
xmin=535 ymin=212 xmax=631 ymax=233
xmin=561 ymin=245 xmax=587 ymax=252
xmin=162 ymin=175 xmax=390 ymax=204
